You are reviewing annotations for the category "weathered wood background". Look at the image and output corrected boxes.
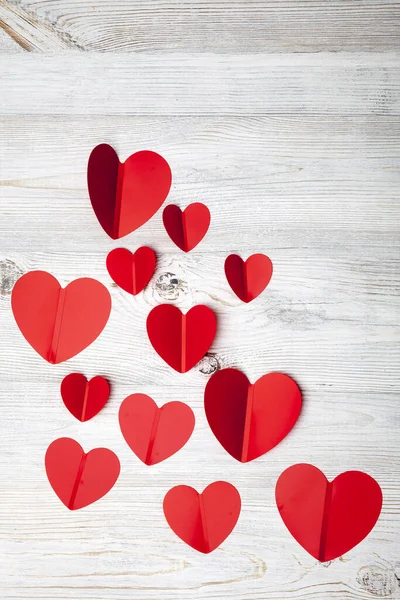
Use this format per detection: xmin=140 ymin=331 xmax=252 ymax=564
xmin=0 ymin=2 xmax=399 ymax=599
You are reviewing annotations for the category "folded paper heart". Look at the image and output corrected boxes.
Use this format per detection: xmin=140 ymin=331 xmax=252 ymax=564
xmin=225 ymin=254 xmax=273 ymax=303
xmin=88 ymin=144 xmax=172 ymax=239
xmin=45 ymin=438 xmax=120 ymax=510
xmin=275 ymin=464 xmax=382 ymax=561
xmin=147 ymin=304 xmax=217 ymax=373
xmin=11 ymin=271 xmax=111 ymax=364
xmin=163 ymin=481 xmax=241 ymax=553
xmin=119 ymin=394 xmax=195 ymax=465
xmin=61 ymin=373 xmax=110 ymax=422
xmin=163 ymin=203 xmax=210 ymax=252
xmin=106 ymin=247 xmax=156 ymax=295
xmin=205 ymin=368 xmax=301 ymax=462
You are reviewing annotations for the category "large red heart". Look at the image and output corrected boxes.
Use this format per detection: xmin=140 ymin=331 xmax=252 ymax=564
xmin=61 ymin=373 xmax=110 ymax=422
xmin=119 ymin=394 xmax=195 ymax=465
xmin=163 ymin=481 xmax=241 ymax=553
xmin=225 ymin=254 xmax=273 ymax=303
xmin=275 ymin=464 xmax=382 ymax=561
xmin=87 ymin=144 xmax=172 ymax=239
xmin=106 ymin=247 xmax=156 ymax=295
xmin=45 ymin=438 xmax=120 ymax=510
xmin=163 ymin=203 xmax=210 ymax=252
xmin=11 ymin=271 xmax=111 ymax=364
xmin=204 ymin=368 xmax=301 ymax=462
xmin=146 ymin=304 xmax=217 ymax=373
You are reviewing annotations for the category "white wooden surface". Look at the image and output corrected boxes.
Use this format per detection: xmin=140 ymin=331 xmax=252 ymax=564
xmin=0 ymin=2 xmax=399 ymax=599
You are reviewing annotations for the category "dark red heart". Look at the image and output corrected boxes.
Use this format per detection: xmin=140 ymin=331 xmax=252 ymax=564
xmin=106 ymin=247 xmax=156 ymax=295
xmin=87 ymin=144 xmax=172 ymax=239
xmin=204 ymin=368 xmax=301 ymax=462
xmin=163 ymin=481 xmax=241 ymax=553
xmin=61 ymin=373 xmax=110 ymax=422
xmin=275 ymin=464 xmax=382 ymax=561
xmin=147 ymin=304 xmax=217 ymax=373
xmin=225 ymin=254 xmax=273 ymax=302
xmin=119 ymin=394 xmax=195 ymax=465
xmin=45 ymin=438 xmax=120 ymax=510
xmin=163 ymin=203 xmax=210 ymax=251
xmin=11 ymin=271 xmax=111 ymax=364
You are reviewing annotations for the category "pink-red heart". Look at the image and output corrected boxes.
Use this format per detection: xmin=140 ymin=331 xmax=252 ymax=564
xmin=225 ymin=254 xmax=273 ymax=303
xmin=205 ymin=368 xmax=301 ymax=462
xmin=61 ymin=373 xmax=110 ymax=422
xmin=163 ymin=203 xmax=210 ymax=252
xmin=163 ymin=481 xmax=241 ymax=553
xmin=119 ymin=394 xmax=195 ymax=465
xmin=87 ymin=144 xmax=172 ymax=239
xmin=106 ymin=247 xmax=156 ymax=295
xmin=146 ymin=304 xmax=216 ymax=373
xmin=11 ymin=271 xmax=111 ymax=364
xmin=275 ymin=464 xmax=382 ymax=561
xmin=45 ymin=438 xmax=120 ymax=510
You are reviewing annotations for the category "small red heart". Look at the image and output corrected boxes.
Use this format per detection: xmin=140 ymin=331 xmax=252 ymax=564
xmin=87 ymin=144 xmax=172 ymax=239
xmin=11 ymin=271 xmax=111 ymax=364
xmin=61 ymin=374 xmax=110 ymax=422
xmin=225 ymin=254 xmax=273 ymax=302
xmin=163 ymin=203 xmax=210 ymax=251
xmin=146 ymin=304 xmax=217 ymax=373
xmin=163 ymin=482 xmax=241 ymax=553
xmin=45 ymin=438 xmax=120 ymax=510
xmin=205 ymin=368 xmax=301 ymax=462
xmin=275 ymin=464 xmax=382 ymax=561
xmin=106 ymin=247 xmax=156 ymax=295
xmin=119 ymin=394 xmax=195 ymax=465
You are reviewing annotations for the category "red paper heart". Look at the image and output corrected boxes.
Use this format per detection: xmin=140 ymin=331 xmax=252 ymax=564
xmin=163 ymin=482 xmax=241 ymax=553
xmin=106 ymin=247 xmax=156 ymax=295
xmin=205 ymin=368 xmax=301 ymax=462
xmin=11 ymin=271 xmax=111 ymax=364
xmin=61 ymin=373 xmax=110 ymax=422
xmin=275 ymin=464 xmax=382 ymax=561
xmin=225 ymin=254 xmax=273 ymax=302
xmin=147 ymin=304 xmax=216 ymax=373
xmin=45 ymin=438 xmax=120 ymax=510
xmin=119 ymin=394 xmax=195 ymax=465
xmin=163 ymin=203 xmax=210 ymax=251
xmin=88 ymin=144 xmax=172 ymax=239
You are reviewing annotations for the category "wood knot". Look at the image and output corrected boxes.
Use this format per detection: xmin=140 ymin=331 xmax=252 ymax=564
xmin=154 ymin=272 xmax=188 ymax=301
xmin=0 ymin=259 xmax=24 ymax=295
xmin=198 ymin=353 xmax=221 ymax=375
xmin=357 ymin=565 xmax=399 ymax=597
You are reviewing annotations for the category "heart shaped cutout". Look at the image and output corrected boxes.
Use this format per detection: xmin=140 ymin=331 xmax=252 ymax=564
xmin=205 ymin=368 xmax=301 ymax=462
xmin=163 ymin=203 xmax=210 ymax=251
xmin=61 ymin=373 xmax=110 ymax=422
xmin=275 ymin=464 xmax=382 ymax=561
xmin=225 ymin=254 xmax=273 ymax=302
xmin=106 ymin=247 xmax=156 ymax=295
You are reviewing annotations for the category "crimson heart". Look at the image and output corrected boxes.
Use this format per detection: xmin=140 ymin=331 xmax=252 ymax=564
xmin=45 ymin=438 xmax=120 ymax=510
xmin=204 ymin=368 xmax=301 ymax=462
xmin=119 ymin=394 xmax=195 ymax=465
xmin=106 ymin=247 xmax=156 ymax=295
xmin=61 ymin=373 xmax=110 ymax=422
xmin=163 ymin=481 xmax=241 ymax=553
xmin=163 ymin=203 xmax=210 ymax=251
xmin=225 ymin=254 xmax=273 ymax=302
xmin=87 ymin=144 xmax=172 ymax=239
xmin=275 ymin=464 xmax=382 ymax=561
xmin=11 ymin=271 xmax=111 ymax=364
xmin=146 ymin=304 xmax=216 ymax=373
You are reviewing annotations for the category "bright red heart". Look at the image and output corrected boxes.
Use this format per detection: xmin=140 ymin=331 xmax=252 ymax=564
xmin=163 ymin=482 xmax=241 ymax=553
xmin=87 ymin=144 xmax=172 ymax=239
xmin=119 ymin=394 xmax=195 ymax=465
xmin=45 ymin=438 xmax=120 ymax=510
xmin=146 ymin=304 xmax=217 ymax=373
xmin=163 ymin=203 xmax=210 ymax=252
xmin=225 ymin=254 xmax=273 ymax=303
xmin=275 ymin=464 xmax=382 ymax=561
xmin=106 ymin=247 xmax=156 ymax=295
xmin=11 ymin=271 xmax=111 ymax=364
xmin=61 ymin=373 xmax=110 ymax=422
xmin=204 ymin=368 xmax=301 ymax=462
